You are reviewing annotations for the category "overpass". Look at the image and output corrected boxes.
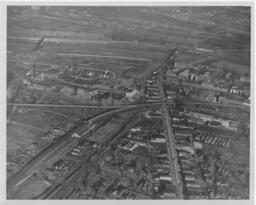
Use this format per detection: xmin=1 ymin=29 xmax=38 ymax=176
xmin=8 ymin=98 xmax=249 ymax=110
xmin=7 ymin=101 xmax=173 ymax=197
xmin=7 ymin=101 xmax=174 ymax=109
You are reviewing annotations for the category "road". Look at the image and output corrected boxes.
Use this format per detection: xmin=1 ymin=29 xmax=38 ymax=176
xmin=157 ymin=61 xmax=183 ymax=198
xmin=8 ymin=36 xmax=166 ymax=49
xmin=41 ymin=112 xmax=137 ymax=199
xmin=7 ymin=121 xmax=84 ymax=198
xmin=8 ymin=49 xmax=151 ymax=62
xmin=158 ymin=80 xmax=183 ymax=199
xmin=184 ymin=100 xmax=250 ymax=110
xmin=6 ymin=102 xmax=168 ymax=198
xmin=7 ymin=101 xmax=174 ymax=109
xmin=8 ymin=94 xmax=241 ymax=198
xmin=8 ymin=99 xmax=249 ymax=110
xmin=164 ymin=79 xmax=249 ymax=109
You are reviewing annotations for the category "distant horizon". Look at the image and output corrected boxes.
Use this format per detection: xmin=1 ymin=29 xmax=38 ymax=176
xmin=4 ymin=4 xmax=253 ymax=202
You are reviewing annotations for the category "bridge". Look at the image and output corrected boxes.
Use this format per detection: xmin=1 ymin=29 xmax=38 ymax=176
xmin=7 ymin=101 xmax=173 ymax=197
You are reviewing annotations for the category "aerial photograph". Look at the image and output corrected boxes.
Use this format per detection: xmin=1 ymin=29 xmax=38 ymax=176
xmin=6 ymin=6 xmax=251 ymax=200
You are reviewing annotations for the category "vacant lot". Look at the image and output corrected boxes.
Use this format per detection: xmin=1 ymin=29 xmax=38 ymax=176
xmin=7 ymin=124 xmax=44 ymax=155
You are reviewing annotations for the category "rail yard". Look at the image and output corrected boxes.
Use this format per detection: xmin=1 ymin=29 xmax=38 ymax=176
xmin=6 ymin=6 xmax=251 ymax=200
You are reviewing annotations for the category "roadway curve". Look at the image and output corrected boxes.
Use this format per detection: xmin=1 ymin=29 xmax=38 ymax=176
xmin=6 ymin=101 xmax=168 ymax=197
xmin=39 ymin=113 xmax=137 ymax=199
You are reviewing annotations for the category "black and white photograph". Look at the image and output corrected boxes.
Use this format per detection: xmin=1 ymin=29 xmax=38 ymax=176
xmin=2 ymin=1 xmax=254 ymax=202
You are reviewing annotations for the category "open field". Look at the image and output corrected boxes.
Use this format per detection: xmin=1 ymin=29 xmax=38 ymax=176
xmin=6 ymin=6 xmax=250 ymax=200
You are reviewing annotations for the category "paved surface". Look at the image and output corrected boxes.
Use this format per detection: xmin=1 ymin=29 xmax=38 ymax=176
xmin=158 ymin=79 xmax=183 ymax=199
xmin=6 ymin=103 xmax=163 ymax=197
xmin=8 ymin=49 xmax=151 ymax=62
xmin=37 ymin=113 xmax=137 ymax=199
xmin=8 ymin=36 xmax=166 ymax=49
xmin=157 ymin=58 xmax=183 ymax=198
xmin=8 ymin=101 xmax=173 ymax=109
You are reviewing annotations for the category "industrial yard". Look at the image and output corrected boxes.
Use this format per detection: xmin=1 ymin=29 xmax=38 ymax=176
xmin=6 ymin=6 xmax=251 ymax=200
